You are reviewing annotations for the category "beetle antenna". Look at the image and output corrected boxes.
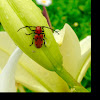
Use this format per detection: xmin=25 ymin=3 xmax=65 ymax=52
xmin=42 ymin=26 xmax=59 ymax=34
xmin=17 ymin=26 xmax=36 ymax=32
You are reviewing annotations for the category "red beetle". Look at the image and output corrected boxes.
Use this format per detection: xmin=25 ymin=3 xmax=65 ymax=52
xmin=17 ymin=26 xmax=59 ymax=48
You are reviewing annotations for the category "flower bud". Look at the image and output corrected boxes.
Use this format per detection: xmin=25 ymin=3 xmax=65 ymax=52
xmin=0 ymin=0 xmax=63 ymax=71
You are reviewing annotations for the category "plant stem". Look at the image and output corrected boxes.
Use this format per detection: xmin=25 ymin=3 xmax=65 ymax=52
xmin=55 ymin=67 xmax=89 ymax=92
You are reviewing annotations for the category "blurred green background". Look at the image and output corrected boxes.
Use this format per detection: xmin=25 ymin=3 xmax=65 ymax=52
xmin=34 ymin=0 xmax=91 ymax=41
xmin=0 ymin=0 xmax=91 ymax=92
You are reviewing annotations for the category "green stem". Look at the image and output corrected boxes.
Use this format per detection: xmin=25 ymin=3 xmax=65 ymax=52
xmin=55 ymin=67 xmax=89 ymax=92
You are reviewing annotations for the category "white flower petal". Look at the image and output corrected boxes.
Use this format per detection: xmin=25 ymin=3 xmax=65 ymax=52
xmin=36 ymin=0 xmax=52 ymax=6
xmin=54 ymin=24 xmax=91 ymax=82
xmin=80 ymin=36 xmax=91 ymax=58
xmin=0 ymin=32 xmax=69 ymax=92
xmin=36 ymin=0 xmax=41 ymax=5
xmin=54 ymin=23 xmax=81 ymax=79
xmin=77 ymin=36 xmax=91 ymax=82
xmin=0 ymin=47 xmax=23 ymax=92
xmin=77 ymin=56 xmax=91 ymax=83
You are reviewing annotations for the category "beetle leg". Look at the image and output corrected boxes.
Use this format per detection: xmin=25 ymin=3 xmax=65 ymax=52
xmin=42 ymin=27 xmax=44 ymax=33
xmin=29 ymin=38 xmax=34 ymax=46
xmin=28 ymin=27 xmax=36 ymax=32
xmin=41 ymin=32 xmax=44 ymax=34
xmin=25 ymin=33 xmax=32 ymax=35
xmin=42 ymin=30 xmax=44 ymax=32
xmin=43 ymin=39 xmax=46 ymax=47
xmin=26 ymin=26 xmax=36 ymax=32
xmin=41 ymin=33 xmax=47 ymax=39
xmin=44 ymin=34 xmax=47 ymax=39
xmin=32 ymin=30 xmax=36 ymax=32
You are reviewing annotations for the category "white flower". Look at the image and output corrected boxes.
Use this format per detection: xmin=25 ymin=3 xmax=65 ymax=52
xmin=53 ymin=24 xmax=91 ymax=80
xmin=0 ymin=47 xmax=23 ymax=92
xmin=0 ymin=23 xmax=91 ymax=92
xmin=36 ymin=0 xmax=52 ymax=6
